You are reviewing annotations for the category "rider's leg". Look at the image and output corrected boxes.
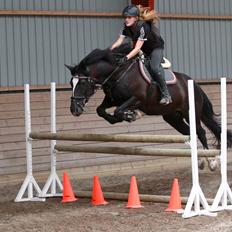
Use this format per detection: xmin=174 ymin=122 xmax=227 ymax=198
xmin=153 ymin=68 xmax=172 ymax=104
xmin=149 ymin=49 xmax=172 ymax=105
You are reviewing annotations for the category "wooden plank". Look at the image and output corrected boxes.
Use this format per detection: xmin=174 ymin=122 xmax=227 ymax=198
xmin=3 ymin=111 xmax=231 ymax=129
xmin=0 ymin=115 xmax=174 ymax=136
xmin=0 ymin=10 xmax=232 ymax=21
xmin=0 ymin=153 xmax=161 ymax=175
xmin=0 ymin=150 xmax=162 ymax=168
xmin=0 ymin=10 xmax=122 ymax=17
xmin=0 ymin=142 xmax=184 ymax=160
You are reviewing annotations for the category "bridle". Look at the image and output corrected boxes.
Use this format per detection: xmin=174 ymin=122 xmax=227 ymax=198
xmin=71 ymin=58 xmax=137 ymax=104
xmin=70 ymin=75 xmax=97 ymax=111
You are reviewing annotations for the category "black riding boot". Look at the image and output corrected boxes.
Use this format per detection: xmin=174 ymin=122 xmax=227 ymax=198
xmin=152 ymin=70 xmax=172 ymax=105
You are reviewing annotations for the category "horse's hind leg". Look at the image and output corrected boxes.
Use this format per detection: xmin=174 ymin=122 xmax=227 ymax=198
xmin=196 ymin=121 xmax=220 ymax=171
xmin=183 ymin=114 xmax=209 ymax=149
xmin=162 ymin=112 xmax=190 ymax=136
xmin=163 ymin=113 xmax=205 ymax=169
xmin=196 ymin=123 xmax=208 ymax=149
xmin=186 ymin=116 xmax=219 ymax=171
xmin=163 ymin=112 xmax=208 ymax=148
xmin=196 ymin=123 xmax=219 ymax=171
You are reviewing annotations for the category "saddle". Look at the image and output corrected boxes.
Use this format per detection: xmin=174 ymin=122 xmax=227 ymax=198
xmin=138 ymin=57 xmax=177 ymax=85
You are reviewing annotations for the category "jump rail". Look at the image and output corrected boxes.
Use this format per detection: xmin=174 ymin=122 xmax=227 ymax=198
xmin=30 ymin=132 xmax=190 ymax=143
xmin=54 ymin=144 xmax=219 ymax=158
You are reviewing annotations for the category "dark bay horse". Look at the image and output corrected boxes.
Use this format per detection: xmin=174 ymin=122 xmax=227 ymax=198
xmin=65 ymin=44 xmax=232 ymax=162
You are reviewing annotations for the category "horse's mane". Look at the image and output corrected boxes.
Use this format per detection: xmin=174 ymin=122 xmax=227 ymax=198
xmin=72 ymin=43 xmax=133 ymax=75
xmin=111 ymin=43 xmax=133 ymax=57
xmin=79 ymin=43 xmax=133 ymax=66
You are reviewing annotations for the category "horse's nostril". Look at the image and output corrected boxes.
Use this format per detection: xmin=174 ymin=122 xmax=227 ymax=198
xmin=70 ymin=99 xmax=85 ymax=117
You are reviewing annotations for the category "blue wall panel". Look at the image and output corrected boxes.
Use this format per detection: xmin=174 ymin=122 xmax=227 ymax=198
xmin=0 ymin=0 xmax=128 ymax=86
xmin=0 ymin=0 xmax=232 ymax=86
xmin=156 ymin=0 xmax=232 ymax=80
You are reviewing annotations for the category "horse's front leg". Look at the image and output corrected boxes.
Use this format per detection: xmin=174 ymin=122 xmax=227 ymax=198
xmin=114 ymin=96 xmax=140 ymax=122
xmin=96 ymin=97 xmax=123 ymax=124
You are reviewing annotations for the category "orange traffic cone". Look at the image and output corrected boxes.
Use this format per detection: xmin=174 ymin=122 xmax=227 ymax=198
xmin=126 ymin=176 xmax=143 ymax=208
xmin=62 ymin=172 xmax=78 ymax=203
xmin=91 ymin=176 xmax=108 ymax=206
xmin=165 ymin=178 xmax=183 ymax=213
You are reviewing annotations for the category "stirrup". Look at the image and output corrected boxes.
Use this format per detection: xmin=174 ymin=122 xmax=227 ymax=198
xmin=160 ymin=96 xmax=172 ymax=105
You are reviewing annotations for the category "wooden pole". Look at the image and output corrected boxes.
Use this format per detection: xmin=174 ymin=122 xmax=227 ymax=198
xmin=54 ymin=144 xmax=219 ymax=158
xmin=30 ymin=132 xmax=189 ymax=143
xmin=76 ymin=191 xmax=214 ymax=204
xmin=0 ymin=10 xmax=121 ymax=17
xmin=1 ymin=10 xmax=232 ymax=21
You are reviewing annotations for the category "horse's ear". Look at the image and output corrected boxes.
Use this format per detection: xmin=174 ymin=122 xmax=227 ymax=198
xmin=64 ymin=64 xmax=75 ymax=74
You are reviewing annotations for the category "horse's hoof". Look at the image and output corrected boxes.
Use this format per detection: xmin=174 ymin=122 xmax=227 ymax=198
xmin=124 ymin=110 xmax=137 ymax=122
xmin=207 ymin=158 xmax=219 ymax=172
xmin=134 ymin=110 xmax=144 ymax=120
xmin=126 ymin=115 xmax=136 ymax=122
xmin=198 ymin=158 xmax=205 ymax=170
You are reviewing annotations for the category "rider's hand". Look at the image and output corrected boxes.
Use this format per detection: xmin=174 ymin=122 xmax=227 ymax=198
xmin=117 ymin=56 xmax=128 ymax=66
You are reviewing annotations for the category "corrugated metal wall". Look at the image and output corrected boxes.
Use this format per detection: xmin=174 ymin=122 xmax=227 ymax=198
xmin=0 ymin=0 xmax=127 ymax=12
xmin=0 ymin=0 xmax=232 ymax=87
xmin=156 ymin=0 xmax=232 ymax=80
xmin=157 ymin=0 xmax=232 ymax=15
xmin=0 ymin=0 xmax=128 ymax=87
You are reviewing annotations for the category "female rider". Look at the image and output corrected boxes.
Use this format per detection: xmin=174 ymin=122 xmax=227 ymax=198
xmin=110 ymin=5 xmax=172 ymax=105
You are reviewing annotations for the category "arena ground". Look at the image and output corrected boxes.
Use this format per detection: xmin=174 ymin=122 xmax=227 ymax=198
xmin=1 ymin=161 xmax=232 ymax=232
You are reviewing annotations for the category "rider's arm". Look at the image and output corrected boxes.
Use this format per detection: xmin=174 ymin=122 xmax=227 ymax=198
xmin=110 ymin=35 xmax=125 ymax=50
xmin=126 ymin=40 xmax=144 ymax=59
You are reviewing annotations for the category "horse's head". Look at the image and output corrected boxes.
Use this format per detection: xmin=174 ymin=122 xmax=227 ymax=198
xmin=66 ymin=44 xmax=133 ymax=116
xmin=69 ymin=73 xmax=97 ymax=116
xmin=65 ymin=49 xmax=114 ymax=116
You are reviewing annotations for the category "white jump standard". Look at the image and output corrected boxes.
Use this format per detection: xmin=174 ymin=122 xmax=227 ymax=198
xmin=40 ymin=82 xmax=63 ymax=198
xmin=182 ymin=80 xmax=217 ymax=218
xmin=15 ymin=84 xmax=45 ymax=202
xmin=210 ymin=78 xmax=232 ymax=211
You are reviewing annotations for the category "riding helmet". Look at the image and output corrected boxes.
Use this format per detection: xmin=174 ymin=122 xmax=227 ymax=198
xmin=122 ymin=5 xmax=139 ymax=17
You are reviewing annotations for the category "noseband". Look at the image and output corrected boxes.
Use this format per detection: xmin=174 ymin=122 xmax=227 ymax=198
xmin=71 ymin=95 xmax=86 ymax=111
xmin=71 ymin=75 xmax=98 ymax=108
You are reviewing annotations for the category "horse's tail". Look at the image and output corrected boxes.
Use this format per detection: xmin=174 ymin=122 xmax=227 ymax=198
xmin=198 ymin=83 xmax=232 ymax=148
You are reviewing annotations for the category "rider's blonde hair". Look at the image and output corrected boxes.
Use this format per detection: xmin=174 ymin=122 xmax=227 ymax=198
xmin=137 ymin=5 xmax=159 ymax=25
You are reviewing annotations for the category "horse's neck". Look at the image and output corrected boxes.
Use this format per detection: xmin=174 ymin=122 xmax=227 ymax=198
xmin=99 ymin=59 xmax=145 ymax=87
xmin=93 ymin=62 xmax=115 ymax=84
xmin=99 ymin=63 xmax=123 ymax=82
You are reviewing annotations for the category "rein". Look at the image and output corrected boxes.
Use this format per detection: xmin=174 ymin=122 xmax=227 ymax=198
xmin=102 ymin=59 xmax=136 ymax=87
xmin=100 ymin=60 xmax=136 ymax=102
xmin=115 ymin=60 xmax=136 ymax=83
xmin=101 ymin=65 xmax=121 ymax=86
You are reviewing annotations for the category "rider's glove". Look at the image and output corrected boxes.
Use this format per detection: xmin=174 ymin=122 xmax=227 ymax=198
xmin=117 ymin=56 xmax=128 ymax=66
